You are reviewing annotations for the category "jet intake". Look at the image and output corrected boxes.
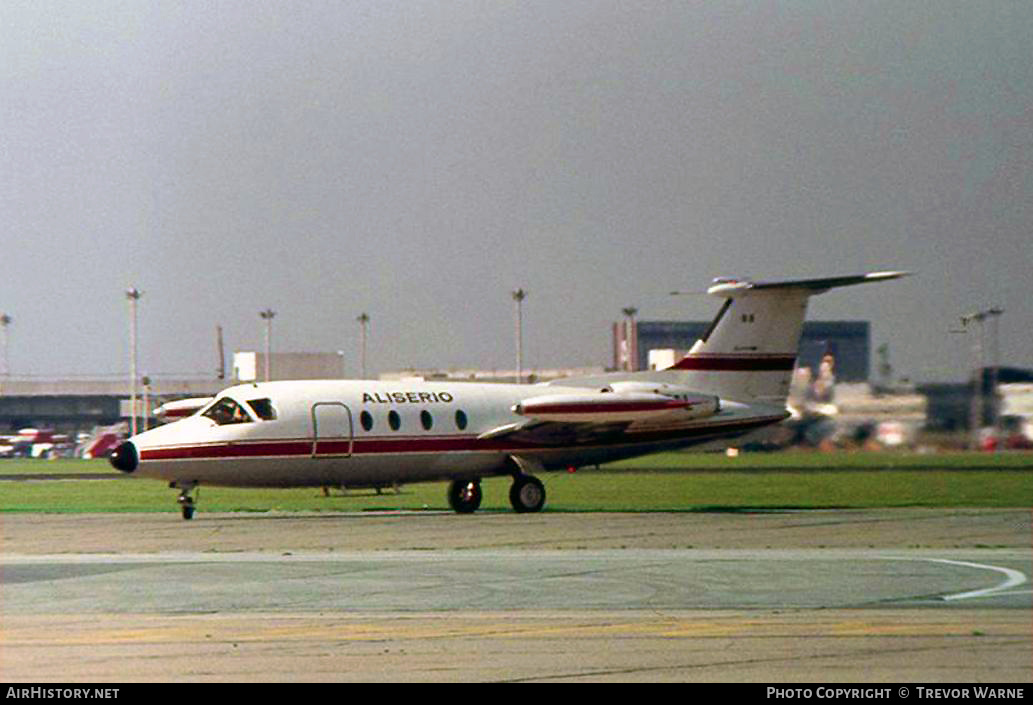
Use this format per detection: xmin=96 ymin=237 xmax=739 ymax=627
xmin=109 ymin=441 xmax=139 ymax=474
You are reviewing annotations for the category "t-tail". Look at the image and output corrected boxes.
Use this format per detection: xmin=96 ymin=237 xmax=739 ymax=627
xmin=661 ymin=272 xmax=908 ymax=404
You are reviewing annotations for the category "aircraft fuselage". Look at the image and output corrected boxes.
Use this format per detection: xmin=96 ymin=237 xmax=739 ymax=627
xmin=117 ymin=379 xmax=784 ymax=490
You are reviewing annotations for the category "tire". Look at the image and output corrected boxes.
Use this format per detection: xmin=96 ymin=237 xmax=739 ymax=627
xmin=509 ymin=475 xmax=545 ymax=513
xmin=448 ymin=479 xmax=482 ymax=514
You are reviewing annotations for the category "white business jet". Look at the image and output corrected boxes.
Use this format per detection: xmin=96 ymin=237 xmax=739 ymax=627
xmin=111 ymin=272 xmax=906 ymax=519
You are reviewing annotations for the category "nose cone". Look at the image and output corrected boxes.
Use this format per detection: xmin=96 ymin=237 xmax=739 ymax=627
xmin=109 ymin=441 xmax=138 ymax=473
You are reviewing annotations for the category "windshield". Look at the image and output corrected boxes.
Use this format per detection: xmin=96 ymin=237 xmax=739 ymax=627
xmin=202 ymin=397 xmax=253 ymax=425
xmin=246 ymin=398 xmax=277 ymax=421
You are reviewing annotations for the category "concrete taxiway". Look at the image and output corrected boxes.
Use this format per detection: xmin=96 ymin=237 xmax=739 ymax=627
xmin=2 ymin=509 xmax=1030 ymax=682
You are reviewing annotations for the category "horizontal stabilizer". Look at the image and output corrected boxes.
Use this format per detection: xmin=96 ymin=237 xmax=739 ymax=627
xmin=707 ymin=271 xmax=909 ymax=298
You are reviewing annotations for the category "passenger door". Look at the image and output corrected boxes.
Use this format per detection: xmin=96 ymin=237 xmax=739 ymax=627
xmin=310 ymin=402 xmax=353 ymax=458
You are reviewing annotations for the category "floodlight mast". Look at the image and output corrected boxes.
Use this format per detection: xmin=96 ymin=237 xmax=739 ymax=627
xmin=959 ymin=307 xmax=1005 ymax=449
xmin=357 ymin=313 xmax=370 ymax=380
xmin=126 ymin=288 xmax=142 ymax=436
xmin=0 ymin=313 xmax=11 ymax=377
xmin=260 ymin=308 xmax=276 ymax=381
xmin=512 ymin=289 xmax=526 ymax=384
xmin=622 ymin=307 xmax=638 ymax=371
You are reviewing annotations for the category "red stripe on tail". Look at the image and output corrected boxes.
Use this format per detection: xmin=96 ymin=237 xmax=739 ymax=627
xmin=669 ymin=354 xmax=796 ymax=371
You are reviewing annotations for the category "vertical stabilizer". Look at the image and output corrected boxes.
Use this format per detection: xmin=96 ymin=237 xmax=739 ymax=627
xmin=665 ymin=272 xmax=907 ymax=403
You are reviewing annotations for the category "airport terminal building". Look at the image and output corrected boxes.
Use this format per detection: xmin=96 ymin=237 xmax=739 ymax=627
xmin=0 ymin=352 xmax=345 ymax=438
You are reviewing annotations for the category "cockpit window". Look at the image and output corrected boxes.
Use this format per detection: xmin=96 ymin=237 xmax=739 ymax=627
xmin=202 ymin=397 xmax=253 ymax=425
xmin=246 ymin=398 xmax=276 ymax=421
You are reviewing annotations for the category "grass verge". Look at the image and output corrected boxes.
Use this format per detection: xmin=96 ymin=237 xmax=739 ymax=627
xmin=1 ymin=451 xmax=1031 ymax=514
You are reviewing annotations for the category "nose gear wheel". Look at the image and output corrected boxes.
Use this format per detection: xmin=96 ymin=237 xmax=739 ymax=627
xmin=175 ymin=483 xmax=199 ymax=520
xmin=447 ymin=479 xmax=482 ymax=514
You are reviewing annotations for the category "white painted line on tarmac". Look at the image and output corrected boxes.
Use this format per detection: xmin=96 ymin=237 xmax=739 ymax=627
xmin=923 ymin=558 xmax=1029 ymax=602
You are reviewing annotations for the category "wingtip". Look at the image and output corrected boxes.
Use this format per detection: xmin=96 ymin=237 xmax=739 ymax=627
xmin=865 ymin=270 xmax=912 ymax=280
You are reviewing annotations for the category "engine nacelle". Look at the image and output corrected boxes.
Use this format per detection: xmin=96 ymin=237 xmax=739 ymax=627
xmin=602 ymin=381 xmax=689 ymax=396
xmin=602 ymin=382 xmax=720 ymax=420
xmin=515 ymin=386 xmax=721 ymax=423
xmin=514 ymin=392 xmax=692 ymax=423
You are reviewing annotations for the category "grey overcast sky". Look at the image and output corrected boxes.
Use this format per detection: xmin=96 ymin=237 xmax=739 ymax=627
xmin=2 ymin=1 xmax=1030 ymax=383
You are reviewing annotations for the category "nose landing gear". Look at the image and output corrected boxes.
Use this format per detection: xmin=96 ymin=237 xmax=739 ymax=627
xmin=447 ymin=479 xmax=482 ymax=513
xmin=173 ymin=482 xmax=198 ymax=520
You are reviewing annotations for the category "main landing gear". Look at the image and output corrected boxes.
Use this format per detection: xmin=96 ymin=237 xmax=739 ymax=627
xmin=509 ymin=474 xmax=545 ymax=513
xmin=446 ymin=462 xmax=547 ymax=514
xmin=506 ymin=455 xmax=546 ymax=513
xmin=174 ymin=482 xmax=198 ymax=520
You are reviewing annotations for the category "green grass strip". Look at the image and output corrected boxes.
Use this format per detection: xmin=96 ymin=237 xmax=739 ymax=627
xmin=2 ymin=467 xmax=1031 ymax=514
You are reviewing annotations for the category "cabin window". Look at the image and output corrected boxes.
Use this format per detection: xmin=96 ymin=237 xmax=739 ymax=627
xmin=360 ymin=410 xmax=373 ymax=432
xmin=420 ymin=410 xmax=433 ymax=431
xmin=246 ymin=398 xmax=277 ymax=421
xmin=455 ymin=409 xmax=468 ymax=431
xmin=202 ymin=397 xmax=252 ymax=425
xmin=388 ymin=410 xmax=401 ymax=431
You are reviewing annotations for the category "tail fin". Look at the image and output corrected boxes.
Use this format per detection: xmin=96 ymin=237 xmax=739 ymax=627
xmin=665 ymin=272 xmax=908 ymax=403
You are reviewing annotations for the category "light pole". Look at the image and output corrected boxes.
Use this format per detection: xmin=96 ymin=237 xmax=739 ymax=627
xmin=0 ymin=313 xmax=11 ymax=377
xmin=357 ymin=313 xmax=370 ymax=379
xmin=512 ymin=289 xmax=526 ymax=384
xmin=622 ymin=307 xmax=638 ymax=371
xmin=142 ymin=374 xmax=151 ymax=432
xmin=216 ymin=325 xmax=226 ymax=380
xmin=960 ymin=307 xmax=1005 ymax=449
xmin=126 ymin=288 xmax=142 ymax=436
xmin=259 ymin=309 xmax=276 ymax=381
